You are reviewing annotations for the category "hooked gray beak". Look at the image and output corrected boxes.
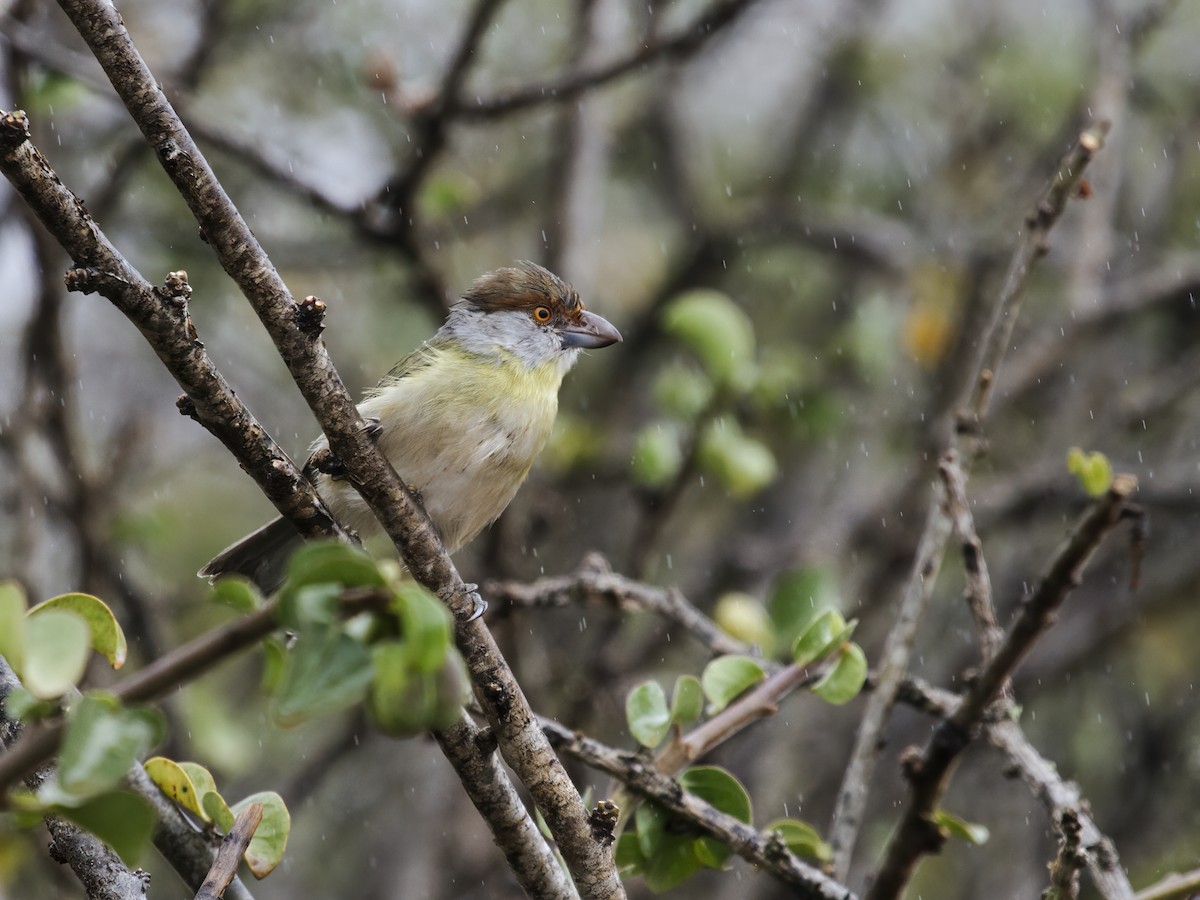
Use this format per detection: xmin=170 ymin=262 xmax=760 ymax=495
xmin=559 ymin=310 xmax=622 ymax=349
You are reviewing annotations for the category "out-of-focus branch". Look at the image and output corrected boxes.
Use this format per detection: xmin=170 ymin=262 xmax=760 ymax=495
xmin=827 ymin=121 xmax=1109 ymax=879
xmin=457 ymin=0 xmax=762 ymax=119
xmin=539 ymin=716 xmax=857 ymax=900
xmin=866 ymin=476 xmax=1140 ymax=900
xmin=1135 ymin=868 xmax=1200 ymax=900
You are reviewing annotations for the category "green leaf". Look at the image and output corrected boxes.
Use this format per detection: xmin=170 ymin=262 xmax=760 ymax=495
xmin=23 ymin=609 xmax=91 ymax=699
xmin=763 ymin=818 xmax=833 ymax=863
xmin=144 ymin=757 xmax=207 ymax=820
xmin=680 ymin=766 xmax=753 ymax=870
xmin=636 ymin=803 xmax=703 ymax=892
xmin=700 ymin=655 xmax=765 ymax=714
xmin=232 ymin=791 xmax=290 ymax=877
xmin=0 ymin=580 xmax=28 ymax=674
xmin=712 ymin=592 xmax=773 ymax=650
xmin=697 ymin=419 xmax=777 ymax=499
xmin=277 ymin=542 xmax=385 ymax=627
xmin=1066 ymin=447 xmax=1113 ymax=498
xmin=260 ymin=636 xmax=287 ymax=694
xmin=31 ymin=593 xmax=127 ymax=670
xmin=653 ymin=361 xmax=714 ymax=421
xmin=368 ymin=641 xmax=467 ymax=736
xmin=631 ymin=423 xmax=685 ymax=489
xmin=933 ymin=809 xmax=990 ymax=845
xmin=791 ymin=609 xmax=848 ymax=667
xmin=812 ymin=643 xmax=868 ymax=705
xmin=768 ymin=568 xmax=834 ymax=655
xmin=669 ymin=675 xmax=703 ymax=726
xmin=58 ymin=694 xmax=164 ymax=798
xmin=211 ymin=576 xmax=263 ymax=613
xmin=626 ymin=681 xmax=671 ymax=748
xmin=57 ymin=790 xmax=156 ymax=866
xmin=2 ymin=685 xmax=57 ymax=722
xmin=662 ymin=289 xmax=755 ymax=388
xmin=285 ymin=541 xmax=385 ymax=590
xmin=272 ymin=627 xmax=374 ymax=727
xmin=615 ymin=831 xmax=645 ymax=873
xmin=203 ymin=790 xmax=236 ymax=834
xmin=392 ymin=582 xmax=452 ymax=673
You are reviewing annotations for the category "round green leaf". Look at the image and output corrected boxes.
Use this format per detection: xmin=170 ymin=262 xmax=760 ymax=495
xmin=653 ymin=361 xmax=714 ymax=421
xmin=713 ymin=592 xmax=772 ymax=649
xmin=368 ymin=641 xmax=467 ymax=736
xmin=700 ymin=655 xmax=765 ymax=714
xmin=392 ymin=582 xmax=452 ymax=673
xmin=23 ymin=609 xmax=90 ymax=699
xmin=697 ymin=420 xmax=777 ymax=498
xmin=57 ymin=789 xmax=156 ymax=866
xmin=669 ymin=675 xmax=704 ymax=726
xmin=634 ymin=802 xmax=704 ymax=892
xmin=812 ymin=643 xmax=868 ymax=705
xmin=662 ymin=289 xmax=755 ymax=387
xmin=764 ymin=818 xmax=833 ymax=863
xmin=680 ymin=766 xmax=753 ymax=871
xmin=791 ymin=609 xmax=848 ymax=667
xmin=626 ymin=681 xmax=671 ymax=748
xmin=31 ymin=593 xmax=127 ymax=670
xmin=0 ymin=580 xmax=28 ymax=674
xmin=768 ymin=568 xmax=835 ymax=655
xmin=272 ymin=627 xmax=374 ymax=727
xmin=1066 ymin=447 xmax=1113 ymax=498
xmin=144 ymin=757 xmax=207 ymax=820
xmin=232 ymin=791 xmax=290 ymax=878
xmin=933 ymin=808 xmax=990 ymax=845
xmin=58 ymin=694 xmax=165 ymax=798
xmin=203 ymin=790 xmax=236 ymax=834
xmin=631 ymin=423 xmax=684 ymax=489
xmin=211 ymin=576 xmax=263 ymax=613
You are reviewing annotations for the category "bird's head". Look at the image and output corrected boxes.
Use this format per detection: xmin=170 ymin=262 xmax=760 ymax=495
xmin=440 ymin=261 xmax=621 ymax=373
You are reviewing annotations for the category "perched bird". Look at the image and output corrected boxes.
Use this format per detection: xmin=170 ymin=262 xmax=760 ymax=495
xmin=200 ymin=261 xmax=621 ymax=591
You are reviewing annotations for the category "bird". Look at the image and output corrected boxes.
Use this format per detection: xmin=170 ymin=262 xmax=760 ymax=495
xmin=199 ymin=261 xmax=621 ymax=592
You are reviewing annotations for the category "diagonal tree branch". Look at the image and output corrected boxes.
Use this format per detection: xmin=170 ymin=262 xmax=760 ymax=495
xmin=866 ymin=475 xmax=1140 ymax=900
xmin=827 ymin=121 xmax=1110 ymax=879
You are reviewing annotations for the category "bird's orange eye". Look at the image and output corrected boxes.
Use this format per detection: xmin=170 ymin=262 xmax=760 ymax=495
xmin=532 ymin=306 xmax=552 ymax=323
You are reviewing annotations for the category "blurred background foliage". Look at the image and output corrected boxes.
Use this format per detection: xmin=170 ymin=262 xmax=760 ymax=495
xmin=2 ymin=0 xmax=1199 ymax=896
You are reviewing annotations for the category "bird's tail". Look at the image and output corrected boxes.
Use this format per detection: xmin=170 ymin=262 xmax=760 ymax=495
xmin=198 ymin=516 xmax=304 ymax=594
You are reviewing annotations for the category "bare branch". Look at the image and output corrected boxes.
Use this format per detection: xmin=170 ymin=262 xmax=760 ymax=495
xmin=827 ymin=122 xmax=1110 ymax=878
xmin=195 ymin=803 xmax=262 ymax=900
xmin=866 ymin=476 xmax=1140 ymax=900
xmin=456 ymin=0 xmax=762 ymax=119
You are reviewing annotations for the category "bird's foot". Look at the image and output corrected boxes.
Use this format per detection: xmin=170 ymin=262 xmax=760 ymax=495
xmin=362 ymin=416 xmax=383 ymax=440
xmin=440 ymin=582 xmax=486 ymax=623
xmin=306 ymin=446 xmax=348 ymax=482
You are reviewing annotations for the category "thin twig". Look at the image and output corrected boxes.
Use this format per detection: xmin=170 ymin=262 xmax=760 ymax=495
xmin=865 ymin=476 xmax=1139 ymax=900
xmin=457 ymin=0 xmax=762 ymax=119
xmin=195 ymin=803 xmax=263 ymax=900
xmin=827 ymin=121 xmax=1110 ymax=878
xmin=896 ymin=676 xmax=1135 ymax=900
xmin=937 ymin=450 xmax=1003 ymax=662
